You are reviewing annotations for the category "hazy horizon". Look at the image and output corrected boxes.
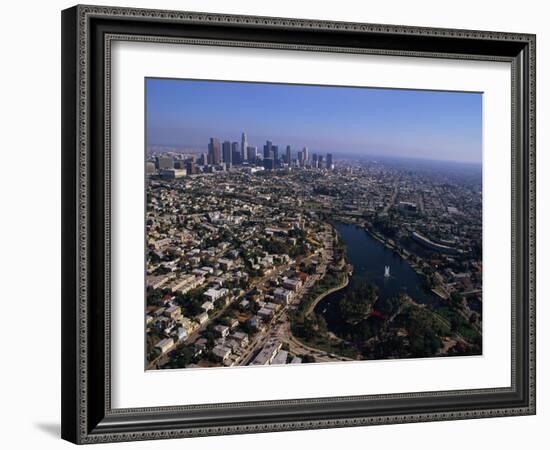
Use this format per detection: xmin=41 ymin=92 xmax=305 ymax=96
xmin=146 ymin=78 xmax=483 ymax=164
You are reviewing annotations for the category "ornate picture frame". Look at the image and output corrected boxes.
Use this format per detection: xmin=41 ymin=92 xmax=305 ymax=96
xmin=61 ymin=5 xmax=536 ymax=444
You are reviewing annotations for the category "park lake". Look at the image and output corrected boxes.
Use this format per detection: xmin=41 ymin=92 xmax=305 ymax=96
xmin=315 ymin=222 xmax=443 ymax=336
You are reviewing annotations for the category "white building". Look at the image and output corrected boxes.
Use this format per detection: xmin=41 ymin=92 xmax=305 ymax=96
xmin=171 ymin=274 xmax=205 ymax=294
xmin=230 ymin=331 xmax=249 ymax=347
xmin=192 ymin=268 xmax=210 ymax=277
xmin=178 ymin=316 xmax=194 ymax=332
xmin=196 ymin=312 xmax=209 ymax=325
xmin=155 ymin=338 xmax=174 ymax=354
xmin=201 ymin=301 xmax=214 ymax=312
xmin=213 ymin=324 xmax=230 ymax=338
xmin=273 ymin=288 xmax=293 ymax=305
xmin=250 ymin=340 xmax=282 ymax=365
xmin=218 ymin=258 xmax=234 ymax=270
xmin=271 ymin=350 xmax=288 ymax=365
xmin=257 ymin=307 xmax=274 ymax=320
xmin=203 ymin=288 xmax=227 ymax=303
xmin=175 ymin=327 xmax=188 ymax=341
xmin=164 ymin=305 xmax=181 ymax=320
xmin=283 ymin=278 xmax=302 ymax=292
xmin=211 ymin=345 xmax=231 ymax=362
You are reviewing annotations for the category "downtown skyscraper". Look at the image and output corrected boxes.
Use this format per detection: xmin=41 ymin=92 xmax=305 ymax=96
xmin=303 ymin=146 xmax=309 ymax=164
xmin=208 ymin=138 xmax=221 ymax=165
xmin=222 ymin=141 xmax=232 ymax=166
xmin=232 ymin=142 xmax=241 ymax=165
xmin=241 ymin=132 xmax=248 ymax=161
xmin=326 ymin=153 xmax=333 ymax=170
xmin=247 ymin=146 xmax=257 ymax=161
xmin=263 ymin=140 xmax=273 ymax=159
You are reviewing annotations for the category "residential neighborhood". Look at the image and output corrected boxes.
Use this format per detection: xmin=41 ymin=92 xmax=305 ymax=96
xmin=146 ymin=141 xmax=483 ymax=369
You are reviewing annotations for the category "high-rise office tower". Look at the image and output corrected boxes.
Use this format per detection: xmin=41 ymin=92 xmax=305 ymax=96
xmin=232 ymin=142 xmax=241 ymax=165
xmin=247 ymin=146 xmax=257 ymax=162
xmin=208 ymin=138 xmax=221 ymax=165
xmin=303 ymin=146 xmax=309 ymax=164
xmin=297 ymin=150 xmax=304 ymax=167
xmin=222 ymin=141 xmax=232 ymax=166
xmin=285 ymin=145 xmax=291 ymax=164
xmin=241 ymin=132 xmax=248 ymax=161
xmin=272 ymin=145 xmax=279 ymax=166
xmin=185 ymin=159 xmax=196 ymax=175
xmin=312 ymin=153 xmax=318 ymax=168
xmin=326 ymin=153 xmax=333 ymax=169
xmin=263 ymin=140 xmax=273 ymax=159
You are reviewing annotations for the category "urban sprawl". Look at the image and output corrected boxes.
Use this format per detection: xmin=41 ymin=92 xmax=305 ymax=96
xmin=146 ymin=132 xmax=482 ymax=369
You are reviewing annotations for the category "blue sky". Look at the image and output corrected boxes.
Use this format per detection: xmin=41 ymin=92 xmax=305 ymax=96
xmin=146 ymin=78 xmax=482 ymax=163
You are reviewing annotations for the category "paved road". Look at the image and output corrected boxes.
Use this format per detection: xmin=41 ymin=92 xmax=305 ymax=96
xmin=305 ymin=274 xmax=348 ymax=316
xmin=279 ymin=319 xmax=354 ymax=363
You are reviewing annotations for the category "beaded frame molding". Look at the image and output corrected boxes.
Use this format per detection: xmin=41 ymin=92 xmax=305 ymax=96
xmin=61 ymin=4 xmax=536 ymax=444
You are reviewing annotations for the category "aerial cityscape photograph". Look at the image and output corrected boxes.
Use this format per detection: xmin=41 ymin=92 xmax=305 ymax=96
xmin=145 ymin=78 xmax=483 ymax=370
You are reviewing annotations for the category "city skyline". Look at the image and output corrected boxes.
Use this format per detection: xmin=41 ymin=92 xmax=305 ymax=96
xmin=146 ymin=78 xmax=483 ymax=164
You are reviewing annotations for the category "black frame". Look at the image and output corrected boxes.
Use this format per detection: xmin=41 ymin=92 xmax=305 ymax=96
xmin=61 ymin=4 xmax=536 ymax=444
